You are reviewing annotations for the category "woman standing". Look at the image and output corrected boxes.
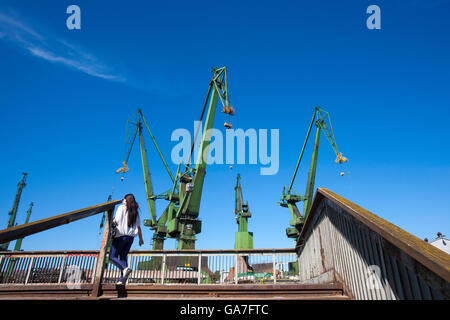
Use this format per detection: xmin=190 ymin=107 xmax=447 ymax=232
xmin=110 ymin=193 xmax=144 ymax=285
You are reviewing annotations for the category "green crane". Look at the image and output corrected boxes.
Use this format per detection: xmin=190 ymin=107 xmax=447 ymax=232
xmin=118 ymin=66 xmax=234 ymax=250
xmin=3 ymin=202 xmax=33 ymax=277
xmin=116 ymin=109 xmax=175 ymax=250
xmin=98 ymin=194 xmax=116 ymax=263
xmin=2 ymin=202 xmax=33 ymax=277
xmin=279 ymin=107 xmax=348 ymax=242
xmin=1 ymin=173 xmax=27 ymax=251
xmin=13 ymin=202 xmax=33 ymax=251
xmin=234 ymin=173 xmax=254 ymax=278
xmin=234 ymin=174 xmax=253 ymax=249
xmin=99 ymin=195 xmax=112 ymax=234
xmin=165 ymin=66 xmax=234 ymax=250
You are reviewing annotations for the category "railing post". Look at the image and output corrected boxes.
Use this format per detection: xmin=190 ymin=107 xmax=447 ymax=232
xmin=126 ymin=255 xmax=132 ymax=284
xmin=91 ymin=256 xmax=98 ymax=284
xmin=0 ymin=255 xmax=5 ymax=283
xmin=235 ymin=254 xmax=238 ymax=285
xmin=58 ymin=255 xmax=67 ymax=284
xmin=92 ymin=208 xmax=113 ymax=297
xmin=25 ymin=256 xmax=34 ymax=284
xmin=197 ymin=253 xmax=202 ymax=285
xmin=273 ymin=255 xmax=277 ymax=284
xmin=161 ymin=254 xmax=166 ymax=284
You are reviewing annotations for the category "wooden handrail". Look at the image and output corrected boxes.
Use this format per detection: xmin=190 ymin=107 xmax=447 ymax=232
xmin=0 ymin=200 xmax=122 ymax=245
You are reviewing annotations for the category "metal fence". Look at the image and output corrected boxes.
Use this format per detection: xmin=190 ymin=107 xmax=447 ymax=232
xmin=104 ymin=250 xmax=299 ymax=285
xmin=0 ymin=252 xmax=98 ymax=285
xmin=0 ymin=249 xmax=299 ymax=286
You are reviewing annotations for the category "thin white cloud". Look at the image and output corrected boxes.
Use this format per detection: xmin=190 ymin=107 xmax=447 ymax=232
xmin=0 ymin=12 xmax=43 ymax=41
xmin=0 ymin=11 xmax=125 ymax=82
xmin=26 ymin=45 xmax=124 ymax=81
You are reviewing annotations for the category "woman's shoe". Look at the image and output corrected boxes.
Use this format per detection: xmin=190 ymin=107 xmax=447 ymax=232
xmin=123 ymin=267 xmax=132 ymax=282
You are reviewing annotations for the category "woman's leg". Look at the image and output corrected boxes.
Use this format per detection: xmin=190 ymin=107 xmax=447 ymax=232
xmin=118 ymin=236 xmax=134 ymax=269
xmin=109 ymin=237 xmax=128 ymax=272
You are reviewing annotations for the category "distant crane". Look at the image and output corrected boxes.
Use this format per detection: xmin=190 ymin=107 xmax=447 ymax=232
xmin=98 ymin=194 xmax=115 ymax=263
xmin=13 ymin=202 xmax=33 ymax=251
xmin=234 ymin=174 xmax=254 ymax=277
xmin=98 ymin=195 xmax=112 ymax=233
xmin=1 ymin=173 xmax=27 ymax=251
xmin=278 ymin=107 xmax=348 ymax=242
xmin=234 ymin=174 xmax=253 ymax=249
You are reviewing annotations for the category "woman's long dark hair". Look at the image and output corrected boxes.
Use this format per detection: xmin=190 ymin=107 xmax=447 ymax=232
xmin=124 ymin=193 xmax=139 ymax=227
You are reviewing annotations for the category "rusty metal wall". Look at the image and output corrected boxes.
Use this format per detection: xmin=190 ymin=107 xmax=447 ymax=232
xmin=296 ymin=193 xmax=449 ymax=300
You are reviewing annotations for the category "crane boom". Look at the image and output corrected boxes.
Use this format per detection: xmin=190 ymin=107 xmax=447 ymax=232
xmin=1 ymin=173 xmax=27 ymax=251
xmin=234 ymin=174 xmax=253 ymax=249
xmin=187 ymin=67 xmax=230 ymax=215
xmin=279 ymin=107 xmax=348 ymax=242
xmin=137 ymin=119 xmax=157 ymax=225
xmin=167 ymin=66 xmax=234 ymax=249
xmin=13 ymin=202 xmax=33 ymax=251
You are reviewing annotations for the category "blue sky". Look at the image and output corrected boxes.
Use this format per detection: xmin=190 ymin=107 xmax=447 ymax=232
xmin=0 ymin=1 xmax=449 ymax=251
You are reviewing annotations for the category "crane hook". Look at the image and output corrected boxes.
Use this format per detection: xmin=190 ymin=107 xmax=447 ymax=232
xmin=116 ymin=162 xmax=129 ymax=174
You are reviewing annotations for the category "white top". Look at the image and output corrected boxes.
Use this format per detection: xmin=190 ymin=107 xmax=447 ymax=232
xmin=113 ymin=204 xmax=141 ymax=238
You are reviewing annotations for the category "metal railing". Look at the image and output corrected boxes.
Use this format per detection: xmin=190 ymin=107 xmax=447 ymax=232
xmin=0 ymin=199 xmax=299 ymax=297
xmin=107 ymin=249 xmax=299 ymax=285
xmin=0 ymin=251 xmax=98 ymax=286
xmin=295 ymin=188 xmax=450 ymax=300
xmin=0 ymin=249 xmax=299 ymax=286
